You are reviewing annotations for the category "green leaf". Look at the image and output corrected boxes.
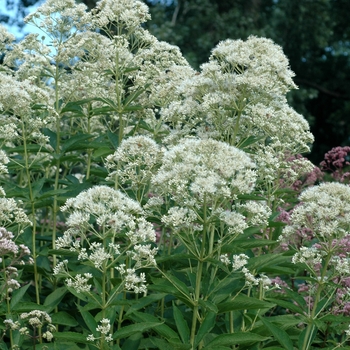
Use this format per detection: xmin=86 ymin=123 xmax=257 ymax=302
xmin=150 ymin=276 xmax=192 ymax=305
xmin=222 ymin=239 xmax=276 ymax=253
xmin=173 ymin=304 xmax=190 ymax=343
xmin=247 ymin=254 xmax=290 ymax=272
xmin=217 ymin=294 xmax=275 ymax=313
xmin=51 ymin=311 xmax=79 ymax=327
xmin=93 ymin=146 xmax=113 ymax=158
xmin=113 ymin=322 xmax=163 ymax=339
xmin=10 ymin=302 xmax=48 ymax=312
xmin=123 ymin=84 xmax=150 ymax=107
xmin=42 ymin=128 xmax=57 ymax=150
xmin=260 ymin=317 xmax=294 ymax=350
xmin=237 ymin=194 xmax=267 ymax=201
xmin=237 ymin=135 xmax=266 ymax=149
xmin=194 ymin=311 xmax=216 ymax=347
xmin=123 ymin=104 xmax=144 ymax=111
xmin=61 ymin=98 xmax=93 ymax=113
xmin=107 ymin=131 xmax=119 ymax=149
xmin=128 ymin=311 xmax=180 ymax=341
xmin=198 ymin=299 xmax=218 ymax=313
xmin=125 ymin=293 xmax=167 ymax=316
xmin=61 ymin=133 xmax=92 ymax=153
xmin=298 ymin=325 xmax=318 ymax=350
xmin=32 ymin=177 xmax=46 ymax=198
xmin=205 ymin=333 xmax=270 ymax=347
xmin=43 ymin=286 xmax=67 ymax=312
xmin=149 ymin=338 xmax=191 ymax=350
xmin=77 ymin=304 xmax=98 ymax=337
xmin=265 ymin=298 xmax=306 ymax=316
xmin=10 ymin=284 xmax=30 ymax=309
xmin=121 ymin=332 xmax=142 ymax=350
xmin=53 ymin=331 xmax=91 ymax=344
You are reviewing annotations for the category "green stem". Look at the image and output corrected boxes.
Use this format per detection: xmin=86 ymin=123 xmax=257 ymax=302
xmin=301 ymin=254 xmax=332 ymax=350
xmin=190 ymin=196 xmax=208 ymax=350
xmin=21 ymin=123 xmax=40 ymax=305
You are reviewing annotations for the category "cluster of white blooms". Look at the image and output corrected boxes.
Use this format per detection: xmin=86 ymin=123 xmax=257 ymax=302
xmin=219 ymin=211 xmax=248 ymax=235
xmin=0 ymin=24 xmax=15 ymax=55
xmin=0 ymin=196 xmax=32 ymax=231
xmin=281 ymin=183 xmax=350 ymax=296
xmin=161 ymin=206 xmax=200 ymax=231
xmin=61 ymin=185 xmax=143 ymax=230
xmin=66 ymin=273 xmax=93 ymax=293
xmin=3 ymin=33 xmax=53 ymax=80
xmin=57 ymin=186 xmax=156 ymax=295
xmin=92 ymin=0 xmax=150 ymax=30
xmin=281 ymin=183 xmax=350 ymax=245
xmin=116 ymin=264 xmax=148 ymax=294
xmin=24 ymin=0 xmax=92 ymax=35
xmin=129 ymin=244 xmax=158 ymax=268
xmin=105 ymin=136 xmax=163 ymax=190
xmin=158 ymin=36 xmax=313 ymax=192
xmin=18 ymin=310 xmax=55 ymax=342
xmin=0 ymin=73 xmax=49 ymax=116
xmin=208 ymin=36 xmax=297 ymax=95
xmin=232 ymin=254 xmax=250 ymax=270
xmin=236 ymin=201 xmax=272 ymax=227
xmin=152 ymin=138 xmax=256 ymax=206
xmin=292 ymin=247 xmax=322 ymax=268
xmin=332 ymin=256 xmax=350 ymax=275
xmin=87 ymin=319 xmax=113 ymax=343
xmin=0 ymin=223 xmax=32 ymax=301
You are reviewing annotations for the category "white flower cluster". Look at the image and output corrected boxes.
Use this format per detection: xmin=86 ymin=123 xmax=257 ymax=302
xmin=208 ymin=36 xmax=296 ymax=95
xmin=105 ymin=135 xmax=163 ymax=191
xmin=152 ymin=138 xmax=256 ymax=206
xmin=281 ymin=182 xmax=350 ymax=244
xmin=66 ymin=273 xmax=93 ymax=293
xmin=18 ymin=310 xmax=56 ymax=342
xmin=221 ymin=253 xmax=272 ymax=288
xmin=25 ymin=0 xmax=92 ymax=34
xmin=236 ymin=201 xmax=272 ymax=227
xmin=0 ymin=24 xmax=15 ymax=54
xmin=87 ymin=318 xmax=113 ymax=343
xmin=0 ymin=196 xmax=32 ymax=231
xmin=92 ymin=0 xmax=150 ymax=30
xmin=159 ymin=36 xmax=313 ymax=190
xmin=56 ymin=186 xmax=157 ymax=295
xmin=116 ymin=264 xmax=148 ymax=294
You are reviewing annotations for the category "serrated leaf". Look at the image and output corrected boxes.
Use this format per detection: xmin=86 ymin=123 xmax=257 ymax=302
xmin=43 ymin=286 xmax=67 ymax=312
xmin=61 ymin=133 xmax=93 ymax=153
xmin=149 ymin=338 xmax=191 ymax=350
xmin=260 ymin=317 xmax=294 ymax=350
xmin=53 ymin=331 xmax=91 ymax=344
xmin=125 ymin=293 xmax=167 ymax=316
xmin=51 ymin=311 xmax=79 ymax=327
xmin=77 ymin=304 xmax=98 ymax=336
xmin=265 ymin=298 xmax=306 ymax=315
xmin=194 ymin=311 xmax=216 ymax=347
xmin=113 ymin=322 xmax=163 ymax=339
xmin=173 ymin=304 xmax=190 ymax=343
xmin=237 ymin=135 xmax=265 ymax=149
xmin=121 ymin=332 xmax=142 ymax=350
xmin=217 ymin=294 xmax=275 ymax=313
xmin=10 ymin=284 xmax=30 ymax=309
xmin=205 ymin=333 xmax=270 ymax=347
xmin=93 ymin=146 xmax=113 ymax=158
xmin=128 ymin=311 xmax=180 ymax=341
xmin=107 ymin=131 xmax=119 ymax=149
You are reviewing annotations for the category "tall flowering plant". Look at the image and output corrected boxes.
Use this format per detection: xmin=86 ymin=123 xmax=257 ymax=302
xmin=0 ymin=0 xmax=350 ymax=349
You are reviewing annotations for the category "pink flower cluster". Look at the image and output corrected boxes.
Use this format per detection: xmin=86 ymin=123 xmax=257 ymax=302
xmin=320 ymin=146 xmax=350 ymax=183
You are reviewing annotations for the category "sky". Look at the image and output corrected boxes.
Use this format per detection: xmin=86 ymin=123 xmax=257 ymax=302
xmin=0 ymin=0 xmax=43 ymax=40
